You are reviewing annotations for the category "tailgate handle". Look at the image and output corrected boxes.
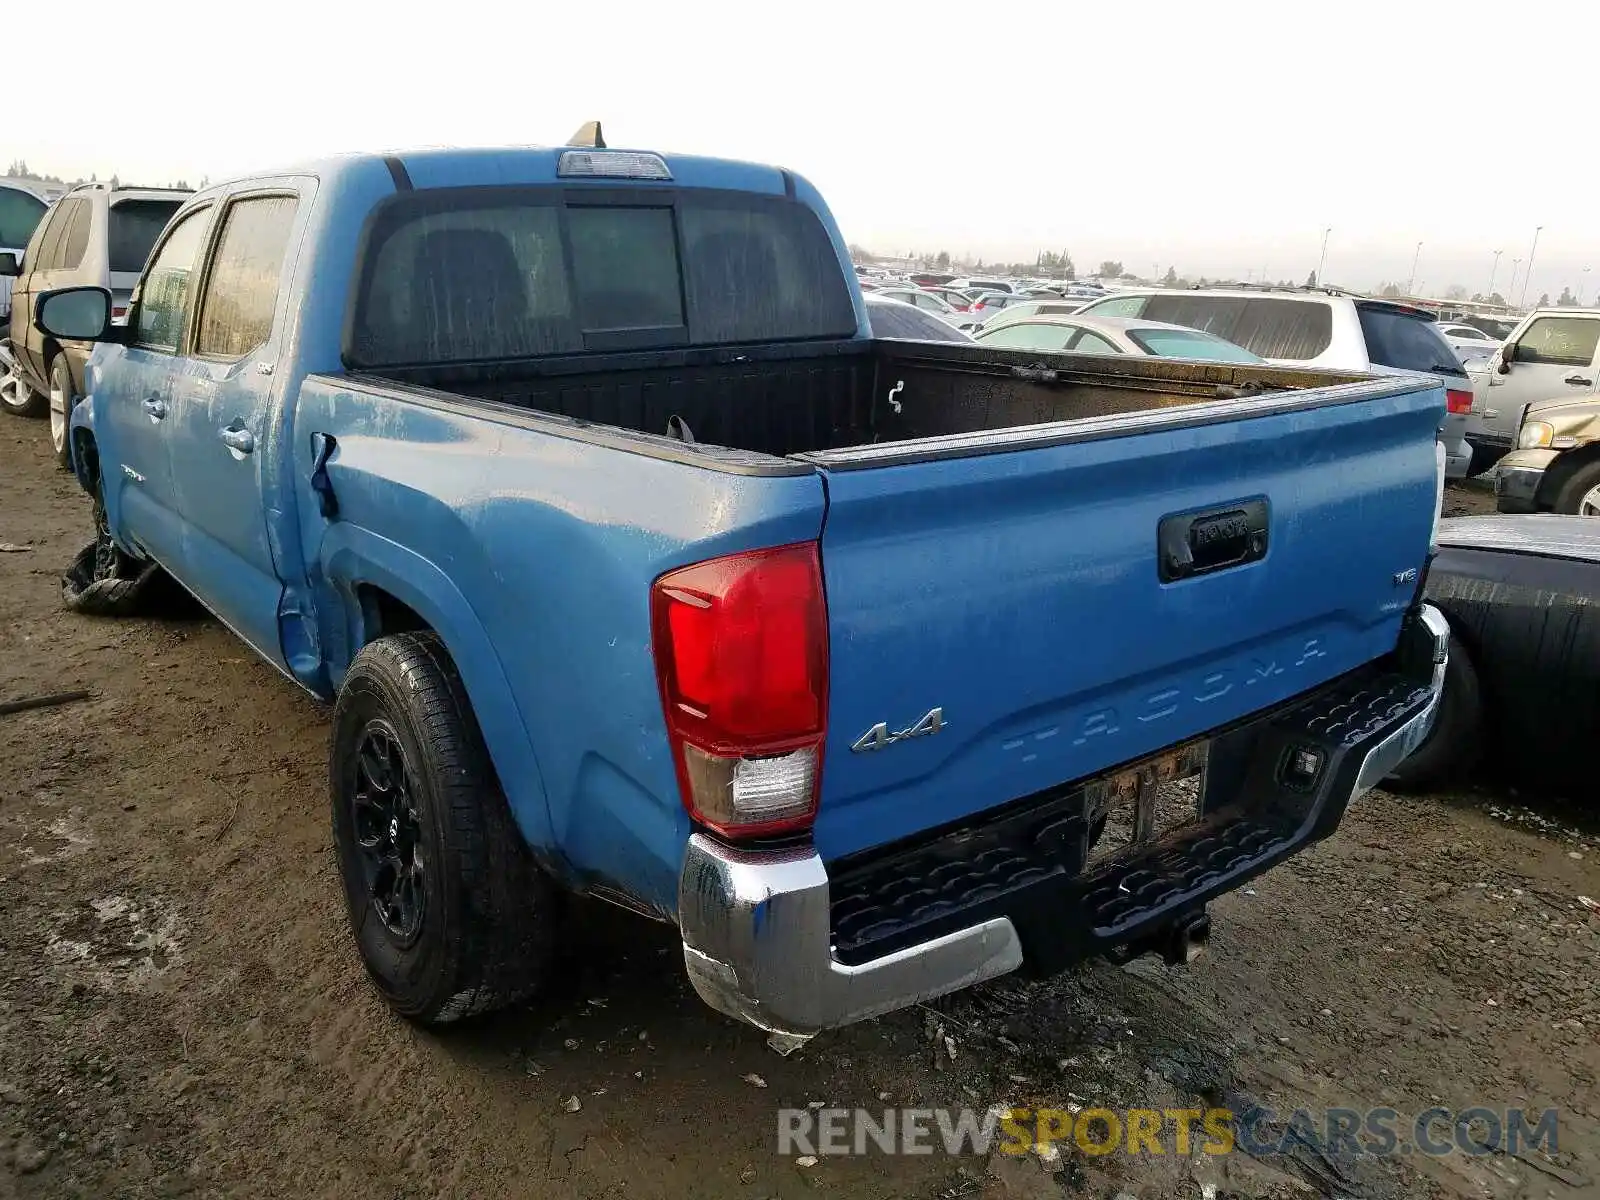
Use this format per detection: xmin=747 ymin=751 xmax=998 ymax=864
xmin=1159 ymin=500 xmax=1268 ymax=582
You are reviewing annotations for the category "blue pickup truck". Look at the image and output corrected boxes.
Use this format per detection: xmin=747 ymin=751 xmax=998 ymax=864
xmin=33 ymin=139 xmax=1451 ymax=1039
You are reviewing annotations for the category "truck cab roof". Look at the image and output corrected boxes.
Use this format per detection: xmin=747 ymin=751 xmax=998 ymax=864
xmin=201 ymin=145 xmax=808 ymax=200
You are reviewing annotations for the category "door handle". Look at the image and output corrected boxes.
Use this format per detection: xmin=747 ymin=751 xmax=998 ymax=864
xmin=219 ymin=425 xmax=255 ymax=455
xmin=142 ymin=396 xmax=167 ymax=421
xmin=1565 ymin=374 xmax=1593 ymax=386
xmin=1159 ymin=499 xmax=1269 ymax=582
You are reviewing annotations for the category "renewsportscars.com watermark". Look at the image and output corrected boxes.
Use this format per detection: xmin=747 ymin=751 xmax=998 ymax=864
xmin=777 ymin=1105 xmax=1560 ymax=1160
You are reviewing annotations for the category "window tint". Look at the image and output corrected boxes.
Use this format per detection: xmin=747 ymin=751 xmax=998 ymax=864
xmin=350 ymin=192 xmax=856 ymax=367
xmin=1128 ymin=327 xmax=1259 ymax=363
xmin=356 ymin=202 xmax=577 ymax=365
xmin=567 ymin=206 xmax=684 ymax=332
xmin=30 ymin=202 xmax=72 ymax=271
xmin=196 ymin=196 xmax=299 ymax=358
xmin=134 ymin=207 xmax=211 ymax=351
xmin=1356 ymin=304 xmax=1464 ymax=377
xmin=56 ymin=199 xmax=91 ymax=270
xmin=1070 ymin=330 xmax=1120 ymax=354
xmin=108 ymin=200 xmax=183 ymax=274
xmin=678 ymin=201 xmax=855 ymax=344
xmin=0 ymin=186 xmax=47 ymax=249
xmin=866 ymin=298 xmax=969 ymax=342
xmin=1142 ymin=295 xmax=1331 ymax=360
xmin=979 ymin=323 xmax=1074 ymax=350
xmin=1512 ymin=316 xmax=1600 ymax=368
xmin=21 ymin=201 xmax=63 ymax=269
xmin=1081 ymin=294 xmax=1146 ymax=318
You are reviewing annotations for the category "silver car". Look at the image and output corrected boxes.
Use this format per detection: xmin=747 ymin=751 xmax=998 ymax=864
xmin=976 ymin=314 xmax=1262 ymax=362
xmin=871 ymin=286 xmax=977 ymax=330
xmin=1435 ymin=322 xmax=1501 ymax=365
xmin=864 ymin=293 xmax=974 ymax=343
xmin=1075 ymin=287 xmax=1475 ymax=477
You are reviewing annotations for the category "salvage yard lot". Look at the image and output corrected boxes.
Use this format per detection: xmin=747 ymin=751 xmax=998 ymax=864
xmin=0 ymin=429 xmax=1595 ymax=1200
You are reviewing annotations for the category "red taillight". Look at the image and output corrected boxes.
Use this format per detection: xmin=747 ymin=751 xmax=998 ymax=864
xmin=651 ymin=543 xmax=828 ymax=838
xmin=112 ymin=306 xmax=127 ymax=319
xmin=1446 ymin=388 xmax=1472 ymax=415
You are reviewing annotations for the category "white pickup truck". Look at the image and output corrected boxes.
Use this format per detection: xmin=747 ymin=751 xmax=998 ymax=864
xmin=1482 ymin=308 xmax=1600 ymax=514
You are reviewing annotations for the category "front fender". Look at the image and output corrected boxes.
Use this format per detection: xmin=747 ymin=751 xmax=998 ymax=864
xmin=67 ymin=382 xmax=98 ymax=494
xmin=318 ymin=523 xmax=561 ymax=869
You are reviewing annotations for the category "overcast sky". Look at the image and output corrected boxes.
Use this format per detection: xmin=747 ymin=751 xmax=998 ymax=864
xmin=15 ymin=0 xmax=1597 ymax=300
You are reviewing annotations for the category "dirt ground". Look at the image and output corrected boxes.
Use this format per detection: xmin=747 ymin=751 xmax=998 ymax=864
xmin=1 ymin=427 xmax=1596 ymax=1200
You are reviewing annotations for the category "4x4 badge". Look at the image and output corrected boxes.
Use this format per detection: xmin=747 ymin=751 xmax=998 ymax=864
xmin=850 ymin=708 xmax=945 ymax=753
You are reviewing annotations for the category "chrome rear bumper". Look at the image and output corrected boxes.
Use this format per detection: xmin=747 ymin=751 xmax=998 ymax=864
xmin=677 ymin=604 xmax=1450 ymax=1039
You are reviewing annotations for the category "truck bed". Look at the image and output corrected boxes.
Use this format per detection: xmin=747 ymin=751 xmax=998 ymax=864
xmin=354 ymin=338 xmax=1373 ymax=462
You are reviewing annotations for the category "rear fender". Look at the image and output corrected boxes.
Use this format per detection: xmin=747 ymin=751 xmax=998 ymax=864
xmin=317 ymin=523 xmax=561 ymax=869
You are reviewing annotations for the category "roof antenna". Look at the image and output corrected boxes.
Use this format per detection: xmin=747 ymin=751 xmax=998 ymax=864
xmin=567 ymin=121 xmax=606 ymax=149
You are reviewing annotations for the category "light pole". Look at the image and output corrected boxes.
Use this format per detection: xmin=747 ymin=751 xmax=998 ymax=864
xmin=1508 ymin=259 xmax=1522 ymax=301
xmin=1582 ymin=268 xmax=1591 ymax=306
xmin=1487 ymin=249 xmax=1503 ymax=299
xmin=1407 ymin=241 xmax=1423 ymax=295
xmin=1520 ymin=225 xmax=1543 ymax=307
xmin=1317 ymin=227 xmax=1331 ymax=286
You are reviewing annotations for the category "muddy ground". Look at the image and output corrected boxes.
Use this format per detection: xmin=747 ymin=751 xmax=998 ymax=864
xmin=0 ymin=428 xmax=1595 ymax=1200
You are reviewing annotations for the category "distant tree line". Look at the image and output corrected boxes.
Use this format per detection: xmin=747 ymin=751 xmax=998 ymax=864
xmin=5 ymin=159 xmax=200 ymax=191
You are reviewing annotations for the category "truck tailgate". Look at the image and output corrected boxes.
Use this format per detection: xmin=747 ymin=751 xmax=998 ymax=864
xmin=808 ymin=380 xmax=1442 ymax=862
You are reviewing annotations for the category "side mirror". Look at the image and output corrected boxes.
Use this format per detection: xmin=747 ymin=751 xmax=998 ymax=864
xmin=34 ymin=287 xmax=115 ymax=341
xmin=0 ymin=251 xmax=19 ymax=277
xmin=1498 ymin=343 xmax=1517 ymax=373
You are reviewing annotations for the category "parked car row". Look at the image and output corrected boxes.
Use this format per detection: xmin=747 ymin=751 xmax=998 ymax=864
xmin=6 ymin=171 xmax=1588 ymax=517
xmin=1 ymin=181 xmax=190 ymax=464
xmin=0 ymin=177 xmax=52 ymax=416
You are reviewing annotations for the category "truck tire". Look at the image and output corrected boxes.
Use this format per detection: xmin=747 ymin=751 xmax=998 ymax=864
xmin=0 ymin=335 xmax=45 ymax=418
xmin=1552 ymin=460 xmax=1600 ymax=518
xmin=49 ymin=356 xmax=78 ymax=469
xmin=60 ymin=507 xmax=176 ymax=617
xmin=330 ymin=632 xmax=557 ymax=1024
xmin=1384 ymin=631 xmax=1483 ymax=792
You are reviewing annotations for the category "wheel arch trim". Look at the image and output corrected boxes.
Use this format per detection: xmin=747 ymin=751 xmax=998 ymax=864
xmin=318 ymin=522 xmax=561 ymax=862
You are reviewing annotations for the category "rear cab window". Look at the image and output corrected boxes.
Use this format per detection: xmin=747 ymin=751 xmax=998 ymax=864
xmin=1356 ymin=303 xmax=1465 ymax=378
xmin=347 ymin=188 xmax=857 ymax=367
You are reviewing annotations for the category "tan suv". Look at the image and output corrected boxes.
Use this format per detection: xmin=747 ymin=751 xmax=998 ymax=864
xmin=0 ymin=181 xmax=188 ymax=464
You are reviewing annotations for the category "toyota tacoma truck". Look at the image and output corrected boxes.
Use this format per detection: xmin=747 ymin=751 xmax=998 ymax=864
xmin=35 ymin=135 xmax=1450 ymax=1040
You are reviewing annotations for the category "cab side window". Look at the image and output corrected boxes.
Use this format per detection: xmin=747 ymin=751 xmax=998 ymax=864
xmin=1514 ymin=317 xmax=1600 ymax=367
xmin=134 ymin=207 xmax=212 ymax=351
xmin=195 ymin=196 xmax=300 ymax=359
